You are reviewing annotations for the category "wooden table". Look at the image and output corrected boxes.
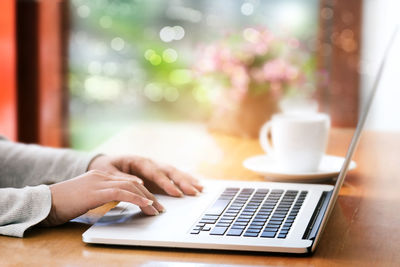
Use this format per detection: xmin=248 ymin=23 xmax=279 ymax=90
xmin=1 ymin=123 xmax=400 ymax=266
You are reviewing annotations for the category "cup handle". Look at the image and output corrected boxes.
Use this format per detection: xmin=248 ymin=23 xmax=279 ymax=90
xmin=259 ymin=121 xmax=274 ymax=155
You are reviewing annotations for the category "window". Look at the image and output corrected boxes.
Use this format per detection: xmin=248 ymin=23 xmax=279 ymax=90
xmin=68 ymin=0 xmax=321 ymax=150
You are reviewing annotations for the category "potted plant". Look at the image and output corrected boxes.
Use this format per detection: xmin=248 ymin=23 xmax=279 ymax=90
xmin=193 ymin=27 xmax=314 ymax=137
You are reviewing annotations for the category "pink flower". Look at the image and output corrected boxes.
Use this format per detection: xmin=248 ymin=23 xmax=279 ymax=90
xmin=230 ymin=66 xmax=249 ymax=95
xmin=193 ymin=26 xmax=307 ymax=100
xmin=195 ymin=45 xmax=220 ymax=73
xmin=261 ymin=59 xmax=299 ymax=83
xmin=243 ymin=27 xmax=275 ymax=56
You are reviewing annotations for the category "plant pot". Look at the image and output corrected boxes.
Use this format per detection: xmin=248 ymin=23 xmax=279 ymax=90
xmin=208 ymin=91 xmax=279 ymax=138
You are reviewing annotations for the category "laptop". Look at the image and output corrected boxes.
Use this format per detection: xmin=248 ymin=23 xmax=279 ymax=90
xmin=82 ymin=29 xmax=397 ymax=254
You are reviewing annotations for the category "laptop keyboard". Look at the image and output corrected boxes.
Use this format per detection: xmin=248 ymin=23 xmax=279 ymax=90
xmin=190 ymin=188 xmax=308 ymax=239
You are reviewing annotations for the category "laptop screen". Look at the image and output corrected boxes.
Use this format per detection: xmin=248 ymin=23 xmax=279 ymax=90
xmin=310 ymin=26 xmax=398 ymax=252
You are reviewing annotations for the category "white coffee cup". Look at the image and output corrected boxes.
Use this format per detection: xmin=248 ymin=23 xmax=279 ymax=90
xmin=259 ymin=113 xmax=330 ymax=173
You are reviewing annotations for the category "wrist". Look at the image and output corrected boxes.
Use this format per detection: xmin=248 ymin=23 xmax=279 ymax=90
xmin=87 ymin=154 xmax=107 ymax=171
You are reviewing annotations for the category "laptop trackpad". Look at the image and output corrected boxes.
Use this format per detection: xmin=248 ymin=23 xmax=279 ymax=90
xmin=89 ymin=189 xmax=218 ymax=240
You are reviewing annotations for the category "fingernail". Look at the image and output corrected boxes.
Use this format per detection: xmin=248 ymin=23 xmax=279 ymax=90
xmin=177 ymin=189 xmax=184 ymax=197
xmin=154 ymin=202 xmax=166 ymax=213
xmin=194 ymin=188 xmax=200 ymax=196
xmin=145 ymin=199 xmax=154 ymax=206
xmin=159 ymin=203 xmax=166 ymax=212
xmin=150 ymin=206 xmax=159 ymax=215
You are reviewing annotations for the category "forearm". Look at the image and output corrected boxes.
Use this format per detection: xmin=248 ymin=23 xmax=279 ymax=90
xmin=0 ymin=138 xmax=98 ymax=188
xmin=0 ymin=186 xmax=52 ymax=237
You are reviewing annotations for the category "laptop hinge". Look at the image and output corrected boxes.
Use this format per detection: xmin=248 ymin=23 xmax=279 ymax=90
xmin=302 ymin=190 xmax=333 ymax=241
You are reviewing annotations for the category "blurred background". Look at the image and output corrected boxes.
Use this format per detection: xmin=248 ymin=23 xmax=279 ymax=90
xmin=68 ymin=0 xmax=319 ymax=150
xmin=0 ymin=0 xmax=399 ymax=150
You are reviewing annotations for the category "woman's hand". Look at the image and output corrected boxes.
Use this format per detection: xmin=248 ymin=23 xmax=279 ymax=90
xmin=42 ymin=170 xmax=164 ymax=226
xmin=87 ymin=155 xmax=203 ymax=197
xmin=42 ymin=155 xmax=203 ymax=226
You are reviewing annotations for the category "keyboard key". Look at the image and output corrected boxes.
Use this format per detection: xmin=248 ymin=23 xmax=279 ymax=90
xmin=221 ymin=214 xmax=237 ymax=219
xmin=219 ymin=219 xmax=234 ymax=223
xmin=257 ymin=189 xmax=269 ymax=193
xmin=248 ymin=224 xmax=263 ymax=228
xmin=257 ymin=210 xmax=272 ymax=214
xmin=271 ymin=189 xmax=284 ymax=193
xmin=227 ymin=228 xmax=244 ymax=236
xmin=232 ymin=222 xmax=248 ymax=226
xmin=238 ymin=214 xmax=253 ymax=218
xmin=250 ymin=221 xmax=265 ymax=226
xmin=267 ymin=222 xmax=282 ymax=226
xmin=216 ymin=223 xmax=231 ymax=227
xmin=199 ymin=219 xmax=217 ymax=224
xmin=231 ymin=225 xmax=246 ymax=229
xmin=210 ymin=226 xmax=228 ymax=235
xmin=269 ymin=219 xmax=284 ymax=224
xmin=190 ymin=230 xmax=200 ymax=234
xmin=261 ymin=231 xmax=276 ymax=238
xmin=279 ymin=229 xmax=289 ymax=234
xmin=264 ymin=227 xmax=279 ymax=232
xmin=205 ymin=199 xmax=232 ymax=216
xmin=244 ymin=232 xmax=259 ymax=237
xmin=246 ymin=228 xmax=261 ymax=233
xmin=271 ymin=214 xmax=286 ymax=218
xmin=283 ymin=223 xmax=292 ymax=228
xmin=262 ymin=202 xmax=276 ymax=206
xmin=277 ymin=233 xmax=287 ymax=238
xmin=243 ymin=208 xmax=257 ymax=212
xmin=201 ymin=215 xmax=219 ymax=220
xmin=252 ymin=219 xmax=267 ymax=224
xmin=226 ymin=187 xmax=240 ymax=191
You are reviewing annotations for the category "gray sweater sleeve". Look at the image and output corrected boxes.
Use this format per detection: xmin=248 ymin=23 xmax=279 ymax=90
xmin=0 ymin=137 xmax=98 ymax=237
xmin=0 ymin=185 xmax=52 ymax=237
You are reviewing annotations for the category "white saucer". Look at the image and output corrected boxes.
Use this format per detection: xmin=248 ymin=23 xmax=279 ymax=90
xmin=243 ymin=154 xmax=356 ymax=182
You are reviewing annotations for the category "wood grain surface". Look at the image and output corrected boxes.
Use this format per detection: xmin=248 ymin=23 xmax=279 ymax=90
xmin=1 ymin=124 xmax=399 ymax=266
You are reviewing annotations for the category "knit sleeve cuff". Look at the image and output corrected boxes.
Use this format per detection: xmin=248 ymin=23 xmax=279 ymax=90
xmin=0 ymin=185 xmax=52 ymax=237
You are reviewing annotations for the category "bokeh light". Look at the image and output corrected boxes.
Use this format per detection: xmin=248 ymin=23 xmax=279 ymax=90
xmin=159 ymin=26 xmax=185 ymax=42
xmin=169 ymin=69 xmax=192 ymax=85
xmin=243 ymin=28 xmax=260 ymax=43
xmin=88 ymin=61 xmax=102 ymax=75
xmin=144 ymin=83 xmax=163 ymax=102
xmin=84 ymin=76 xmax=122 ymax=101
xmin=99 ymin=16 xmax=113 ymax=28
xmin=241 ymin=3 xmax=254 ymax=16
xmin=103 ymin=62 xmax=118 ymax=76
xmin=77 ymin=5 xmax=90 ymax=18
xmin=164 ymin=87 xmax=180 ymax=102
xmin=162 ymin=48 xmax=178 ymax=63
xmin=111 ymin=37 xmax=125 ymax=51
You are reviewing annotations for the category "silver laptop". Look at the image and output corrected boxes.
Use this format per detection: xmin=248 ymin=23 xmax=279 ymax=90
xmin=82 ymin=29 xmax=396 ymax=254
